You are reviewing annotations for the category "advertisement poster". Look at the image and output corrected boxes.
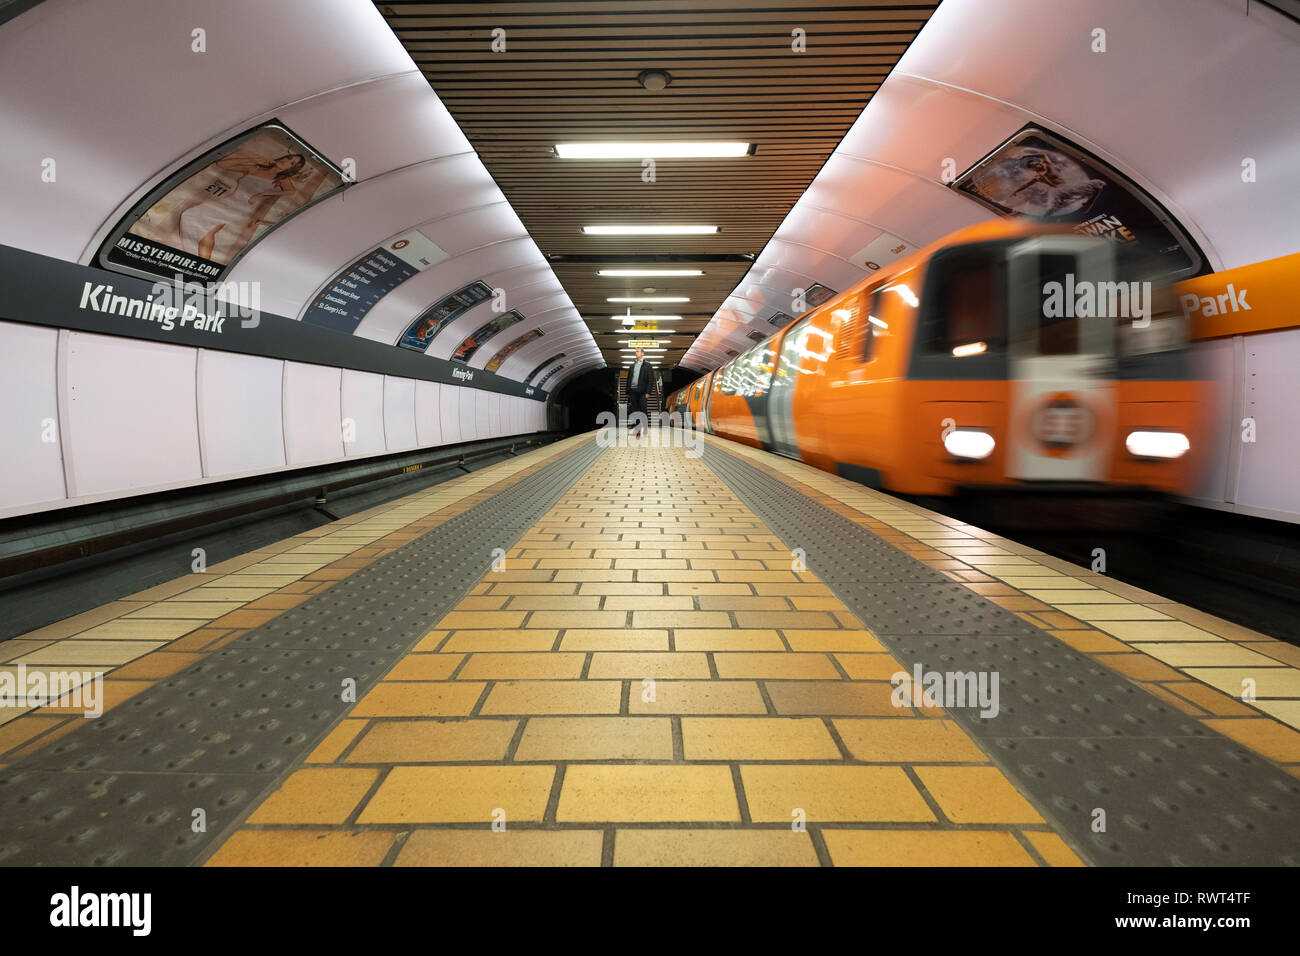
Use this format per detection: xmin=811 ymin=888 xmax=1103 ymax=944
xmin=397 ymin=280 xmax=494 ymax=352
xmin=451 ymin=310 xmax=524 ymax=364
xmin=98 ymin=122 xmax=347 ymax=283
xmin=302 ymin=230 xmax=448 ymax=333
xmin=535 ymin=363 xmax=566 ymax=390
xmin=952 ymin=125 xmax=1203 ymax=279
xmin=484 ymin=327 xmax=544 ymax=372
xmin=527 ymin=353 xmax=565 ymax=384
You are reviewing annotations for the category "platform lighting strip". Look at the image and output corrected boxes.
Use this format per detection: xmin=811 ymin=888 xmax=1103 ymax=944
xmin=609 ymin=315 xmax=682 ymax=322
xmin=584 ymin=225 xmax=718 ymax=236
xmin=608 ymin=297 xmax=690 ymax=303
xmin=556 ymin=142 xmax=750 ymax=159
xmin=599 ymin=269 xmax=703 ymax=277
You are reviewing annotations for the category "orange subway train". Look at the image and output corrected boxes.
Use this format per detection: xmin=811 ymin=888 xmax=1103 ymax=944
xmin=667 ymin=220 xmax=1209 ymax=500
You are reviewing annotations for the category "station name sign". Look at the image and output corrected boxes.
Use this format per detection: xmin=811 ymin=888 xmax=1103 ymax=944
xmin=0 ymin=243 xmax=548 ymax=402
xmin=1179 ymin=250 xmax=1300 ymax=341
xmin=78 ymin=278 xmax=236 ymax=334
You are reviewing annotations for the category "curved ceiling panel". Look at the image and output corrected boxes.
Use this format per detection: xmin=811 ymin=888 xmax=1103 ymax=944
xmin=0 ymin=0 xmax=411 ymax=261
xmin=226 ymin=157 xmax=506 ymax=316
xmin=685 ymin=0 xmax=1299 ymax=370
xmin=894 ymin=0 xmax=1298 ymax=269
xmin=353 ymin=238 xmax=545 ymax=347
xmin=464 ymin=305 xmax=570 ymax=371
xmin=0 ymin=0 xmax=598 ymax=385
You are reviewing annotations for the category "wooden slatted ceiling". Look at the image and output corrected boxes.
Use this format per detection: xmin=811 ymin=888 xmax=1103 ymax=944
xmin=376 ymin=0 xmax=938 ymax=371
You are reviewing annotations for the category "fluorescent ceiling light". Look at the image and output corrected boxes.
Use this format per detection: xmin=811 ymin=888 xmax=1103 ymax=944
xmin=609 ymin=315 xmax=682 ymax=322
xmin=608 ymin=297 xmax=690 ymax=303
xmin=599 ymin=270 xmax=702 ymax=277
xmin=557 ymin=142 xmax=749 ymax=159
xmin=584 ymin=224 xmax=718 ymax=236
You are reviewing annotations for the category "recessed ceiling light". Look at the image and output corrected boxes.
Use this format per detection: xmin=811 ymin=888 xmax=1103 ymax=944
xmin=608 ymin=297 xmax=689 ymax=303
xmin=637 ymin=69 xmax=672 ymax=91
xmin=555 ymin=142 xmax=750 ymax=159
xmin=583 ymin=225 xmax=718 ymax=236
xmin=599 ymin=270 xmax=702 ymax=277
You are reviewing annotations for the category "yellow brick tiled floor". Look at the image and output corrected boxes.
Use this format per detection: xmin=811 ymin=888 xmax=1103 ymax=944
xmin=0 ymin=435 xmax=591 ymax=758
xmin=206 ymin=441 xmax=1085 ymax=867
xmin=713 ymin=436 xmax=1300 ymax=769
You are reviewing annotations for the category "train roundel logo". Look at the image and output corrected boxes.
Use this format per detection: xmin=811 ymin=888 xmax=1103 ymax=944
xmin=390 ymin=239 xmax=410 ymax=250
xmin=1031 ymin=392 xmax=1093 ymax=456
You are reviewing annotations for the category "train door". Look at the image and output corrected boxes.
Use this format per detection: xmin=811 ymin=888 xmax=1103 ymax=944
xmin=1005 ymin=237 xmax=1117 ymax=482
xmin=700 ymin=370 xmax=714 ymax=434
xmin=751 ymin=343 xmax=776 ymax=448
xmin=768 ymin=318 xmax=813 ymax=458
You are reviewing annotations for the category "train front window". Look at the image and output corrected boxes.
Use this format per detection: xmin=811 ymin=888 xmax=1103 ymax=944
xmin=863 ymin=289 xmax=885 ymax=361
xmin=1034 ymin=252 xmax=1080 ymax=355
xmin=1005 ymin=237 xmax=1117 ymax=360
xmin=921 ymin=248 xmax=1006 ymax=357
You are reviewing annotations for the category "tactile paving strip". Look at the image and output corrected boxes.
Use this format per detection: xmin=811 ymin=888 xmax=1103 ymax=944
xmin=0 ymin=439 xmax=604 ymax=866
xmin=703 ymin=443 xmax=1300 ymax=866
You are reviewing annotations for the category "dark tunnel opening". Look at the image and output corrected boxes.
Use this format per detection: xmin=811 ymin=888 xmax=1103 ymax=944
xmin=554 ymin=367 xmax=617 ymax=431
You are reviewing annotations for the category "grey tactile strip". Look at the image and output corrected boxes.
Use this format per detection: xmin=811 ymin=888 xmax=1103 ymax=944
xmin=702 ymin=443 xmax=1300 ymax=866
xmin=0 ymin=439 xmax=604 ymax=866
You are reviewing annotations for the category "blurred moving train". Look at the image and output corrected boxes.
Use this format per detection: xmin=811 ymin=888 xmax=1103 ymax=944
xmin=666 ymin=220 xmax=1208 ymax=500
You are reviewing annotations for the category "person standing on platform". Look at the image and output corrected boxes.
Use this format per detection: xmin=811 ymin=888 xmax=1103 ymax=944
xmin=627 ymin=347 xmax=652 ymax=438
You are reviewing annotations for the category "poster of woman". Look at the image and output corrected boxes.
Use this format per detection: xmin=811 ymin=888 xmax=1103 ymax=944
xmin=98 ymin=122 xmax=347 ymax=283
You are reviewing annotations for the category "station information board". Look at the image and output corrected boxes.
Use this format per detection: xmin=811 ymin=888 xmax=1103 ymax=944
xmin=302 ymin=230 xmax=448 ymax=333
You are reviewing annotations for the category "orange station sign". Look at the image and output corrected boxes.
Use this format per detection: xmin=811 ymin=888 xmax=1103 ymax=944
xmin=1179 ymin=250 xmax=1300 ymax=340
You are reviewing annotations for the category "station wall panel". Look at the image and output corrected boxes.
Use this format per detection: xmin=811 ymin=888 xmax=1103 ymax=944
xmin=197 ymin=351 xmax=286 ymax=479
xmin=63 ymin=333 xmax=202 ymax=498
xmin=459 ymin=387 xmax=480 ymax=442
xmin=282 ymin=362 xmax=343 ymax=467
xmin=0 ymin=322 xmax=66 ymax=511
xmin=1234 ymin=329 xmax=1300 ymax=519
xmin=414 ymin=380 xmax=443 ymax=448
xmin=439 ymin=384 xmax=462 ymax=446
xmin=382 ymin=376 xmax=418 ymax=453
xmin=341 ymin=369 xmax=386 ymax=459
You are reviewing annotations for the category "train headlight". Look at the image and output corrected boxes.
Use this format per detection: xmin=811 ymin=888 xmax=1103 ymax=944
xmin=1125 ymin=430 xmax=1189 ymax=459
xmin=943 ymin=429 xmax=995 ymax=460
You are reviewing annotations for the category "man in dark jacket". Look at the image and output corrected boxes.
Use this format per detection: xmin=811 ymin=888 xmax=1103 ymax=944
xmin=627 ymin=347 xmax=653 ymax=437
